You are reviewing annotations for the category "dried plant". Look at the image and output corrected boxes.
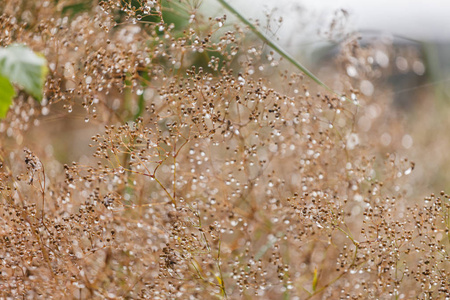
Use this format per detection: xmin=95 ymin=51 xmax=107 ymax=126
xmin=0 ymin=0 xmax=448 ymax=299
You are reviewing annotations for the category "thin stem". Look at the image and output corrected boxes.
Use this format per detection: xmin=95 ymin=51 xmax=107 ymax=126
xmin=173 ymin=141 xmax=176 ymax=201
xmin=216 ymin=240 xmax=227 ymax=299
xmin=39 ymin=162 xmax=46 ymax=223
xmin=304 ymin=271 xmax=345 ymax=300
xmin=337 ymin=226 xmax=359 ymax=246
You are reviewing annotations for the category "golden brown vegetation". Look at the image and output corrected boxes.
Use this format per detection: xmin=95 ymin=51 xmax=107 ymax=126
xmin=0 ymin=0 xmax=449 ymax=299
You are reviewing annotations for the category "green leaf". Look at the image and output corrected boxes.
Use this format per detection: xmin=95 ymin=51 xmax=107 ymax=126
xmin=0 ymin=44 xmax=48 ymax=101
xmin=217 ymin=0 xmax=351 ymax=102
xmin=0 ymin=75 xmax=16 ymax=118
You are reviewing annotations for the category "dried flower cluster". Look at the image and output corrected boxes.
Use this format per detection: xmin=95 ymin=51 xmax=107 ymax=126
xmin=0 ymin=0 xmax=449 ymax=299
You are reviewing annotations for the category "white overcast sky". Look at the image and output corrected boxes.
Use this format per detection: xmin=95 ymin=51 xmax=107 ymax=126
xmin=215 ymin=0 xmax=450 ymax=43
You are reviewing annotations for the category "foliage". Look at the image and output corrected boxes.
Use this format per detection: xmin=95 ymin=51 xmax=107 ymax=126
xmin=0 ymin=76 xmax=15 ymax=118
xmin=0 ymin=44 xmax=48 ymax=118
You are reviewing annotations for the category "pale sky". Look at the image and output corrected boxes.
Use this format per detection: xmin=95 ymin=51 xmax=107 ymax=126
xmin=219 ymin=0 xmax=450 ymax=43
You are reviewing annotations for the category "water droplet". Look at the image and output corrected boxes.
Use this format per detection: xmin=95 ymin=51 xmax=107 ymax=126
xmin=346 ymin=65 xmax=358 ymax=77
xmin=346 ymin=133 xmax=359 ymax=150
xmin=41 ymin=107 xmax=49 ymax=115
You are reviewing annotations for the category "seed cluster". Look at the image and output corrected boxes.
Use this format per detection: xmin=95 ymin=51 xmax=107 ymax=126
xmin=0 ymin=0 xmax=449 ymax=299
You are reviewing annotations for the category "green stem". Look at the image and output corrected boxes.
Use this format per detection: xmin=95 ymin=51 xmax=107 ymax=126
xmin=217 ymin=0 xmax=346 ymax=100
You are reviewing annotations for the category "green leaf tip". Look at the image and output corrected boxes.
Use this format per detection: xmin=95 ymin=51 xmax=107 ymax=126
xmin=0 ymin=76 xmax=16 ymax=118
